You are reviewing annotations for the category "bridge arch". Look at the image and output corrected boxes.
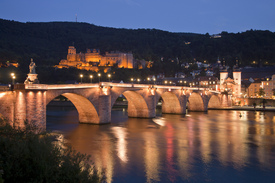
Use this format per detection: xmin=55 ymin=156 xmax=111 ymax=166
xmin=112 ymin=90 xmax=150 ymax=118
xmin=188 ymin=92 xmax=204 ymax=111
xmin=159 ymin=92 xmax=183 ymax=114
xmin=208 ymin=94 xmax=221 ymax=108
xmin=47 ymin=93 xmax=100 ymax=124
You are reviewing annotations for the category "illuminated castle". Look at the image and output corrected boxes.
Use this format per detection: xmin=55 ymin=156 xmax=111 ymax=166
xmin=56 ymin=46 xmax=134 ymax=71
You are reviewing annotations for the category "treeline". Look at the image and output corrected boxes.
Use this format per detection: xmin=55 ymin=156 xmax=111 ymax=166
xmin=0 ymin=18 xmax=275 ymax=71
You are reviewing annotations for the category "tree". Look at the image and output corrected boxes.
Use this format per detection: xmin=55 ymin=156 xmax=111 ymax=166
xmin=258 ymin=88 xmax=265 ymax=97
xmin=0 ymin=120 xmax=104 ymax=183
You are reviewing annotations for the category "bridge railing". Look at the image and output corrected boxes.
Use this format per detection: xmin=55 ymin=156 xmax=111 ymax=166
xmin=0 ymin=85 xmax=10 ymax=91
xmin=25 ymin=84 xmax=48 ymax=90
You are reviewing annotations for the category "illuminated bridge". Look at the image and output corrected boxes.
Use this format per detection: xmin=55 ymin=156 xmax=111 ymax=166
xmin=0 ymin=83 xmax=231 ymax=131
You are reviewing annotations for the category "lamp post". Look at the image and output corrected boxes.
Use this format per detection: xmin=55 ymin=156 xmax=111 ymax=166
xmin=98 ymin=73 xmax=101 ymax=82
xmin=153 ymin=78 xmax=156 ymax=85
xmin=11 ymin=73 xmax=15 ymax=84
xmin=147 ymin=77 xmax=150 ymax=84
xmin=131 ymin=78 xmax=134 ymax=84
xmin=164 ymin=80 xmax=168 ymax=85
xmin=108 ymin=74 xmax=111 ymax=82
xmin=90 ymin=75 xmax=93 ymax=83
xmin=80 ymin=74 xmax=83 ymax=83
xmin=137 ymin=78 xmax=140 ymax=84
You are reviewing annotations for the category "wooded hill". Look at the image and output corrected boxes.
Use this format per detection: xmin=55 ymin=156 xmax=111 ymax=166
xmin=1 ymin=19 xmax=275 ymax=68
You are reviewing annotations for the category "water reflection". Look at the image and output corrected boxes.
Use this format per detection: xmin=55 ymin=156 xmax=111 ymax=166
xmin=112 ymin=127 xmax=128 ymax=163
xmin=47 ymin=108 xmax=275 ymax=182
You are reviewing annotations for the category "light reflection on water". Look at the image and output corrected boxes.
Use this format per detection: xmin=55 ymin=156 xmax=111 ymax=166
xmin=47 ymin=107 xmax=275 ymax=183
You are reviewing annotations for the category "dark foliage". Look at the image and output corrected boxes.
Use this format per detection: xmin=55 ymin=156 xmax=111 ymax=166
xmin=0 ymin=19 xmax=275 ymax=83
xmin=1 ymin=19 xmax=275 ymax=67
xmin=0 ymin=120 xmax=104 ymax=183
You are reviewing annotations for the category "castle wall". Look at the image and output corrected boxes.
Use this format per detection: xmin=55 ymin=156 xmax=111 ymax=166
xmin=58 ymin=46 xmax=135 ymax=69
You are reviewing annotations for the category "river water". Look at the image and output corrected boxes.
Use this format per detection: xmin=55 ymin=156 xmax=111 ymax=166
xmin=47 ymin=107 xmax=275 ymax=183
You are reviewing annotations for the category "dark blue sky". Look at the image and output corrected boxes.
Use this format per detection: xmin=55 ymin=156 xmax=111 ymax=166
xmin=1 ymin=0 xmax=274 ymax=34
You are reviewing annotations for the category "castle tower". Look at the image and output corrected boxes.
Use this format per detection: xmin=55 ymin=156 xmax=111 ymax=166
xmin=68 ymin=46 xmax=76 ymax=54
xmin=233 ymin=70 xmax=241 ymax=97
xmin=67 ymin=46 xmax=77 ymax=62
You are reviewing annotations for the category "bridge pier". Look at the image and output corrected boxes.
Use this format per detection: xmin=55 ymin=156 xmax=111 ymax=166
xmin=25 ymin=90 xmax=47 ymax=131
xmin=98 ymin=95 xmax=111 ymax=123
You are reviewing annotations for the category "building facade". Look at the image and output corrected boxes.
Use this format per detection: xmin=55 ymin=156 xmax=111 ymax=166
xmin=220 ymin=69 xmax=242 ymax=97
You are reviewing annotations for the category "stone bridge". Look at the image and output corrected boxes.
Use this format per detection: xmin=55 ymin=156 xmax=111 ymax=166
xmin=0 ymin=83 xmax=231 ymax=131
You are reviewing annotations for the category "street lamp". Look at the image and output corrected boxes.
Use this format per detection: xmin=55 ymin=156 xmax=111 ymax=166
xmin=11 ymin=73 xmax=15 ymax=84
xmin=147 ymin=77 xmax=150 ymax=84
xmin=80 ymin=74 xmax=83 ymax=83
xmin=90 ymin=75 xmax=93 ymax=83
xmin=131 ymin=78 xmax=134 ymax=84
xmin=153 ymin=78 xmax=156 ymax=85
xmin=164 ymin=81 xmax=168 ymax=84
xmin=98 ymin=73 xmax=101 ymax=82
xmin=108 ymin=74 xmax=111 ymax=82
xmin=137 ymin=78 xmax=140 ymax=84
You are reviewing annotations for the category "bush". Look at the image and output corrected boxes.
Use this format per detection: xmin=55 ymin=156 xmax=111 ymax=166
xmin=0 ymin=120 xmax=104 ymax=183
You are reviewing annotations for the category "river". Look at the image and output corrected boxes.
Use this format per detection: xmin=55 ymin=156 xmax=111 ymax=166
xmin=47 ymin=106 xmax=275 ymax=183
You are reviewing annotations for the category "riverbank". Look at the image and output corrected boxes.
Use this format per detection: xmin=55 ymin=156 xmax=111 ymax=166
xmin=210 ymin=106 xmax=275 ymax=112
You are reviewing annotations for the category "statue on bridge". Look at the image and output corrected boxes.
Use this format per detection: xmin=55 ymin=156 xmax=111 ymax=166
xmin=29 ymin=58 xmax=36 ymax=74
xmin=24 ymin=58 xmax=39 ymax=84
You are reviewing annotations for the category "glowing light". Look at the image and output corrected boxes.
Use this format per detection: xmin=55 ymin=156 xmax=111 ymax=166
xmin=0 ymin=93 xmax=6 ymax=98
xmin=182 ymin=90 xmax=185 ymax=95
xmin=102 ymin=86 xmax=108 ymax=95
xmin=153 ymin=117 xmax=166 ymax=126
xmin=112 ymin=127 xmax=128 ymax=162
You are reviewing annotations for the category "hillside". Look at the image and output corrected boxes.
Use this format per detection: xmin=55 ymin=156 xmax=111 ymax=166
xmin=1 ymin=18 xmax=275 ymax=70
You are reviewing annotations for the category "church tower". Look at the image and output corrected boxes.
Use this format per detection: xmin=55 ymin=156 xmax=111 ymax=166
xmin=233 ymin=70 xmax=241 ymax=97
xmin=220 ymin=70 xmax=228 ymax=92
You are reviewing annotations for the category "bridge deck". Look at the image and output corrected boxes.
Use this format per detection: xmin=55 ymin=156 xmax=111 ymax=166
xmin=20 ymin=82 xmax=220 ymax=94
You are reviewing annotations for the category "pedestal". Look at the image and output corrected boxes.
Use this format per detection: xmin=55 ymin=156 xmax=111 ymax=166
xmin=24 ymin=74 xmax=39 ymax=84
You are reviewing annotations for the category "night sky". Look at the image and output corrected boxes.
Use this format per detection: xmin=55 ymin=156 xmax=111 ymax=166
xmin=1 ymin=0 xmax=274 ymax=34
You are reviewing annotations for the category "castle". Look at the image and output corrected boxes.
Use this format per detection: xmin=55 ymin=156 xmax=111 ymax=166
xmin=56 ymin=46 xmax=137 ymax=71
